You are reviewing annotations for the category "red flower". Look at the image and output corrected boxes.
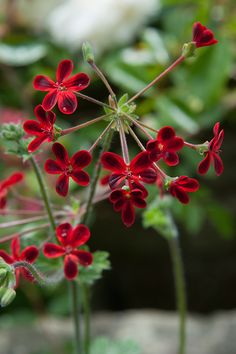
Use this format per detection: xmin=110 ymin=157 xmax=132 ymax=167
xmin=33 ymin=59 xmax=90 ymax=114
xmin=146 ymin=126 xmax=184 ymax=166
xmin=169 ymin=176 xmax=199 ymax=204
xmin=23 ymin=105 xmax=56 ymax=152
xmin=43 ymin=223 xmax=93 ymax=280
xmin=198 ymin=122 xmax=224 ymax=176
xmin=101 ymin=151 xmax=157 ymax=192
xmin=192 ymin=22 xmax=218 ymax=48
xmin=0 ymin=172 xmax=24 ymax=209
xmin=45 ymin=143 xmax=91 ymax=197
xmin=0 ymin=237 xmax=39 ymax=287
xmin=109 ymin=188 xmax=147 ymax=227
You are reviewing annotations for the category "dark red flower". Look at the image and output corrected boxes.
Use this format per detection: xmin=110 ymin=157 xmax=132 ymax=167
xmin=0 ymin=237 xmax=39 ymax=287
xmin=101 ymin=151 xmax=157 ymax=192
xmin=192 ymin=22 xmax=218 ymax=48
xmin=198 ymin=122 xmax=224 ymax=176
xmin=23 ymin=105 xmax=57 ymax=152
xmin=168 ymin=176 xmax=199 ymax=204
xmin=33 ymin=59 xmax=90 ymax=114
xmin=109 ymin=188 xmax=147 ymax=227
xmin=43 ymin=223 xmax=93 ymax=280
xmin=45 ymin=143 xmax=91 ymax=197
xmin=146 ymin=126 xmax=184 ymax=166
xmin=0 ymin=172 xmax=24 ymax=209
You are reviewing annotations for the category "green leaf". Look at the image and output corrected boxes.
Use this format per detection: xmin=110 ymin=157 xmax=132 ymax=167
xmin=79 ymin=251 xmax=111 ymax=286
xmin=90 ymin=337 xmax=141 ymax=354
xmin=142 ymin=28 xmax=169 ymax=65
xmin=0 ymin=43 xmax=47 ymax=66
xmin=118 ymin=94 xmax=129 ymax=106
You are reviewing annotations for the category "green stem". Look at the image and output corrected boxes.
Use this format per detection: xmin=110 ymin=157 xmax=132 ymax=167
xmin=30 ymin=156 xmax=56 ymax=231
xmin=71 ymin=281 xmax=82 ymax=354
xmin=82 ymin=128 xmax=114 ymax=225
xmin=82 ymin=284 xmax=90 ymax=354
xmin=168 ymin=235 xmax=187 ymax=354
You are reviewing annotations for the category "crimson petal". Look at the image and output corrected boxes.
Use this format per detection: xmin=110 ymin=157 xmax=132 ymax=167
xmin=11 ymin=237 xmax=20 ymax=259
xmin=122 ymin=201 xmax=135 ymax=227
xmin=1 ymin=173 xmax=24 ymax=189
xmin=56 ymin=174 xmax=69 ymax=197
xmin=42 ymin=90 xmax=58 ymax=111
xmin=132 ymin=197 xmax=146 ymax=208
xmin=130 ymin=151 xmax=152 ymax=173
xmin=71 ymin=170 xmax=90 ymax=186
xmin=174 ymin=188 xmax=190 ymax=204
xmin=198 ymin=153 xmax=211 ymax=175
xmin=213 ymin=153 xmax=224 ymax=176
xmin=70 ymin=224 xmax=90 ymax=248
xmin=0 ymin=250 xmax=14 ymax=264
xmin=157 ymin=126 xmax=175 ymax=142
xmin=101 ymin=152 xmax=126 ymax=172
xmin=44 ymin=159 xmax=63 ymax=174
xmin=58 ymin=91 xmax=77 ymax=114
xmin=52 ymin=143 xmax=69 ymax=166
xmin=113 ymin=199 xmax=125 ymax=211
xmin=65 ymin=73 xmax=90 ymax=91
xmin=64 ymin=255 xmax=78 ymax=280
xmin=33 ymin=75 xmax=55 ymax=91
xmin=56 ymin=59 xmax=73 ymax=83
xmin=28 ymin=136 xmax=47 ymax=153
xmin=56 ymin=223 xmax=72 ymax=246
xmin=23 ymin=120 xmax=43 ymax=135
xmin=109 ymin=189 xmax=124 ymax=202
xmin=72 ymin=250 xmax=93 ymax=266
xmin=109 ymin=173 xmax=126 ymax=189
xmin=163 ymin=152 xmax=179 ymax=166
xmin=71 ymin=150 xmax=92 ymax=169
xmin=139 ymin=168 xmax=157 ymax=184
xmin=43 ymin=243 xmax=65 ymax=258
xmin=21 ymin=246 xmax=39 ymax=263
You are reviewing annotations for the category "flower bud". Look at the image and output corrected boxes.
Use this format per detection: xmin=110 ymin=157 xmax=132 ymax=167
xmin=82 ymin=41 xmax=95 ymax=64
xmin=0 ymin=287 xmax=16 ymax=307
xmin=0 ymin=269 xmax=7 ymax=283
xmin=182 ymin=42 xmax=196 ymax=58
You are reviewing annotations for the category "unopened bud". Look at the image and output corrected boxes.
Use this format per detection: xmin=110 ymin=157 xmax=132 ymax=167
xmin=182 ymin=42 xmax=196 ymax=58
xmin=82 ymin=42 xmax=95 ymax=64
xmin=0 ymin=269 xmax=7 ymax=283
xmin=0 ymin=287 xmax=16 ymax=307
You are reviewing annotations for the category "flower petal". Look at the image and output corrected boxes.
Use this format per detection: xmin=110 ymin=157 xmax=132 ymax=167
xmin=166 ymin=137 xmax=184 ymax=151
xmin=42 ymin=90 xmax=58 ymax=111
xmin=132 ymin=197 xmax=146 ymax=208
xmin=129 ymin=181 xmax=148 ymax=198
xmin=28 ymin=136 xmax=48 ymax=153
xmin=71 ymin=170 xmax=90 ymax=186
xmin=34 ymin=104 xmax=56 ymax=126
xmin=56 ymin=222 xmax=73 ymax=246
xmin=163 ymin=152 xmax=179 ymax=166
xmin=21 ymin=246 xmax=39 ymax=263
xmin=72 ymin=250 xmax=93 ymax=266
xmin=64 ymin=255 xmax=78 ymax=280
xmin=57 ymin=91 xmax=77 ymax=114
xmin=0 ymin=250 xmax=14 ymax=264
xmin=56 ymin=174 xmax=69 ymax=197
xmin=56 ymin=59 xmax=73 ymax=83
xmin=71 ymin=150 xmax=92 ymax=169
xmin=70 ymin=224 xmax=90 ymax=248
xmin=178 ymin=176 xmax=199 ymax=191
xmin=11 ymin=237 xmax=20 ymax=259
xmin=198 ymin=153 xmax=211 ymax=175
xmin=174 ymin=187 xmax=190 ymax=204
xmin=52 ymin=143 xmax=69 ymax=166
xmin=43 ymin=243 xmax=65 ymax=258
xmin=130 ymin=151 xmax=152 ymax=173
xmin=65 ymin=73 xmax=90 ymax=91
xmin=157 ymin=126 xmax=175 ymax=142
xmin=33 ymin=75 xmax=55 ymax=91
xmin=122 ymin=201 xmax=135 ymax=227
xmin=109 ymin=189 xmax=124 ymax=202
xmin=113 ymin=199 xmax=125 ymax=211
xmin=23 ymin=120 xmax=43 ymax=135
xmin=101 ymin=152 xmax=126 ymax=172
xmin=109 ymin=173 xmax=126 ymax=189
xmin=213 ymin=153 xmax=224 ymax=176
xmin=44 ymin=159 xmax=63 ymax=174
xmin=1 ymin=173 xmax=24 ymax=189
xmin=138 ymin=168 xmax=157 ymax=184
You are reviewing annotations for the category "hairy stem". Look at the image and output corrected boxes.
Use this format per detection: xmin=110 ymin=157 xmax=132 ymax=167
xmin=168 ymin=235 xmax=187 ymax=354
xmin=82 ymin=284 xmax=90 ymax=354
xmin=61 ymin=114 xmax=111 ymax=136
xmin=90 ymin=62 xmax=116 ymax=102
xmin=118 ymin=119 xmax=130 ymax=164
xmin=88 ymin=120 xmax=114 ymax=153
xmin=71 ymin=281 xmax=82 ymax=354
xmin=75 ymin=92 xmax=115 ymax=111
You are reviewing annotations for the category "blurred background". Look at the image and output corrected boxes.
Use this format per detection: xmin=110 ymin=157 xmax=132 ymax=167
xmin=0 ymin=0 xmax=236 ymax=353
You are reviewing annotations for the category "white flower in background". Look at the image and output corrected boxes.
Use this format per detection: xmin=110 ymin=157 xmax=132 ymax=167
xmin=46 ymin=0 xmax=159 ymax=54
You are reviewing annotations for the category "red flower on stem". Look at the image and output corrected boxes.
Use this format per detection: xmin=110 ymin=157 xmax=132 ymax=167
xmin=109 ymin=188 xmax=147 ymax=227
xmin=198 ymin=122 xmax=224 ymax=176
xmin=33 ymin=59 xmax=90 ymax=114
xmin=45 ymin=143 xmax=92 ymax=197
xmin=43 ymin=223 xmax=93 ymax=280
xmin=0 ymin=237 xmax=39 ymax=287
xmin=146 ymin=126 xmax=184 ymax=166
xmin=0 ymin=172 xmax=24 ymax=209
xmin=192 ymin=22 xmax=218 ymax=48
xmin=168 ymin=176 xmax=199 ymax=204
xmin=101 ymin=151 xmax=157 ymax=193
xmin=23 ymin=105 xmax=56 ymax=152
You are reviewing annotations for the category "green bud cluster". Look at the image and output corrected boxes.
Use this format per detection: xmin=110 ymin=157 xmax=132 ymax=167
xmin=0 ymin=257 xmax=16 ymax=307
xmin=0 ymin=123 xmax=30 ymax=161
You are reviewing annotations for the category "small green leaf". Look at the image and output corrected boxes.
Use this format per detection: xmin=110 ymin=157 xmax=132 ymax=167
xmin=118 ymin=94 xmax=129 ymax=106
xmin=79 ymin=251 xmax=110 ymax=286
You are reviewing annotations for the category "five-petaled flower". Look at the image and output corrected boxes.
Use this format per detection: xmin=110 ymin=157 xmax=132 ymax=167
xmin=43 ymin=223 xmax=93 ymax=280
xmin=168 ymin=176 xmax=199 ymax=204
xmin=0 ymin=237 xmax=39 ymax=287
xmin=101 ymin=151 xmax=157 ymax=194
xmin=109 ymin=188 xmax=147 ymax=227
xmin=192 ymin=22 xmax=218 ymax=48
xmin=0 ymin=172 xmax=24 ymax=209
xmin=23 ymin=105 xmax=57 ymax=152
xmin=45 ymin=142 xmax=92 ymax=197
xmin=146 ymin=126 xmax=184 ymax=166
xmin=198 ymin=122 xmax=224 ymax=176
xmin=33 ymin=59 xmax=90 ymax=114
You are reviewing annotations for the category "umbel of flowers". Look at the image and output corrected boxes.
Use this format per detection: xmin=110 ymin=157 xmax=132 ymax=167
xmin=0 ymin=20 xmax=222 ymax=354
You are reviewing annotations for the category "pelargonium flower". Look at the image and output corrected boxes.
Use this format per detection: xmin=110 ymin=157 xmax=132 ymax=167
xmin=109 ymin=188 xmax=147 ymax=227
xmin=23 ymin=105 xmax=57 ymax=152
xmin=198 ymin=122 xmax=224 ymax=176
xmin=168 ymin=176 xmax=199 ymax=204
xmin=33 ymin=59 xmax=90 ymax=114
xmin=0 ymin=237 xmax=39 ymax=287
xmin=45 ymin=143 xmax=92 ymax=197
xmin=192 ymin=22 xmax=218 ymax=48
xmin=0 ymin=172 xmax=24 ymax=209
xmin=43 ymin=223 xmax=93 ymax=280
xmin=146 ymin=126 xmax=184 ymax=166
xmin=101 ymin=151 xmax=157 ymax=192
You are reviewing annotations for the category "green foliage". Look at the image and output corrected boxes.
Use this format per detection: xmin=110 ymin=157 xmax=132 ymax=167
xmin=79 ymin=251 xmax=111 ymax=286
xmin=90 ymin=337 xmax=141 ymax=354
xmin=0 ymin=123 xmax=30 ymax=161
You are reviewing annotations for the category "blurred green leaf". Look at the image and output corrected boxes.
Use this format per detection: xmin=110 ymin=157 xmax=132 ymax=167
xmin=90 ymin=337 xmax=141 ymax=354
xmin=0 ymin=43 xmax=47 ymax=66
xmin=79 ymin=251 xmax=110 ymax=286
